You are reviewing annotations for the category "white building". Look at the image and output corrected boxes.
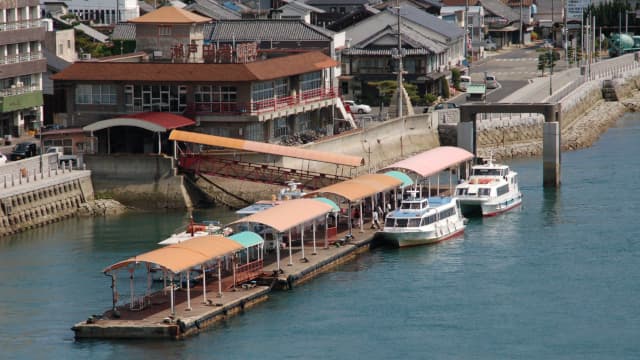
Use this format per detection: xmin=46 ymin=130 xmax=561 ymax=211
xmin=41 ymin=0 xmax=139 ymax=24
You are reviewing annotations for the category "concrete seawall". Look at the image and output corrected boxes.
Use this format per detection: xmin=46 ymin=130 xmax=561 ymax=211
xmin=85 ymin=154 xmax=192 ymax=210
xmin=0 ymin=154 xmax=94 ymax=237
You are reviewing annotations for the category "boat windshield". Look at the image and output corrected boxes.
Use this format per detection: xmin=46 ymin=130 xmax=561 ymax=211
xmin=473 ymin=168 xmax=501 ymax=176
xmin=401 ymin=201 xmax=425 ymax=210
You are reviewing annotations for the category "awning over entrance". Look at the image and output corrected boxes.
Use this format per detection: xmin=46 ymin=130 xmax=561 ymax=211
xmin=169 ymin=129 xmax=364 ymax=167
xmin=229 ymin=198 xmax=335 ymax=233
xmin=305 ymin=173 xmax=403 ymax=202
xmin=384 ymin=171 xmax=413 ymax=188
xmin=382 ymin=146 xmax=474 ymax=178
xmin=103 ymin=235 xmax=243 ymax=274
xmin=83 ymin=112 xmax=195 ymax=133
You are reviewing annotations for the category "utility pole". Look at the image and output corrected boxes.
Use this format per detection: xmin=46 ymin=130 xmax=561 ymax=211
xmin=393 ymin=0 xmax=404 ymax=119
xmin=465 ymin=0 xmax=469 ymax=60
xmin=519 ymin=0 xmax=523 ymax=47
xmin=626 ymin=10 xmax=628 ymax=34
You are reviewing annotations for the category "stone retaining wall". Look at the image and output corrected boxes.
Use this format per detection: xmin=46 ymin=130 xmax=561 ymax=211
xmin=0 ymin=170 xmax=94 ymax=237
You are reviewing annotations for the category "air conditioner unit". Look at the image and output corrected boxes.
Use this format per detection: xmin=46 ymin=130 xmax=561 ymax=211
xmin=81 ymin=53 xmax=91 ymax=60
xmin=439 ymin=65 xmax=446 ymax=72
xmin=153 ymin=50 xmax=163 ymax=58
xmin=16 ymin=81 xmax=23 ymax=87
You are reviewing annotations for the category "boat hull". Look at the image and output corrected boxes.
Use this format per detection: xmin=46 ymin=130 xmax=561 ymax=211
xmin=376 ymin=226 xmax=465 ymax=248
xmin=458 ymin=193 xmax=522 ymax=217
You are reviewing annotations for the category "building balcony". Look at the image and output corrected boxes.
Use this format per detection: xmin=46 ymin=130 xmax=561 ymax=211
xmin=0 ymin=19 xmax=43 ymax=32
xmin=0 ymin=23 xmax=45 ymax=46
xmin=188 ymin=87 xmax=338 ymax=122
xmin=0 ymin=87 xmax=43 ymax=112
xmin=0 ymin=51 xmax=42 ymax=65
xmin=0 ymin=57 xmax=46 ymax=78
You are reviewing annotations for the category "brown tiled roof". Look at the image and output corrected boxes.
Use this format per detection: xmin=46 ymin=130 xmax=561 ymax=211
xmin=129 ymin=5 xmax=211 ymax=24
xmin=51 ymin=51 xmax=338 ymax=82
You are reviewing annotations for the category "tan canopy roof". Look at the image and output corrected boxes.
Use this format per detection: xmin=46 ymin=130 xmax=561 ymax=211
xmin=305 ymin=173 xmax=403 ymax=202
xmin=103 ymin=235 xmax=243 ymax=274
xmin=381 ymin=146 xmax=474 ymax=178
xmin=229 ymin=198 xmax=334 ymax=232
xmin=169 ymin=130 xmax=364 ymax=167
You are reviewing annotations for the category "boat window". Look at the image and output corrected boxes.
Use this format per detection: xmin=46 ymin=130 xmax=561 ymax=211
xmin=473 ymin=168 xmax=501 ymax=176
xmin=497 ymin=184 xmax=509 ymax=196
xmin=385 ymin=218 xmax=395 ymax=227
xmin=408 ymin=218 xmax=421 ymax=227
xmin=438 ymin=207 xmax=455 ymax=219
xmin=411 ymin=203 xmax=422 ymax=210
xmin=479 ymin=188 xmax=491 ymax=196
xmin=457 ymin=188 xmax=467 ymax=195
xmin=396 ymin=219 xmax=408 ymax=227
xmin=401 ymin=202 xmax=411 ymax=210
xmin=421 ymin=215 xmax=436 ymax=226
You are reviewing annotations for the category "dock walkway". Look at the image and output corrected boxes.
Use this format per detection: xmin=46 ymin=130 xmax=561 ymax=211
xmin=74 ymin=225 xmax=379 ymax=339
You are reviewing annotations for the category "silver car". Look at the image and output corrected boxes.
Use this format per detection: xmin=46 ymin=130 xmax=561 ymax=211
xmin=485 ymin=74 xmax=498 ymax=89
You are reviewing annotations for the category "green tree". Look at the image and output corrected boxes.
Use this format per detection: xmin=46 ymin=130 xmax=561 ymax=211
xmin=368 ymin=80 xmax=421 ymax=105
xmin=451 ymin=68 xmax=461 ymax=90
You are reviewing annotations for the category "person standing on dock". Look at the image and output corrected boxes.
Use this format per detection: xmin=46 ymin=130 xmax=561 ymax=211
xmin=371 ymin=208 xmax=381 ymax=229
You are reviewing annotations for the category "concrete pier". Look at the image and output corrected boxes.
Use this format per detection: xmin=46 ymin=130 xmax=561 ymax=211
xmin=0 ymin=154 xmax=94 ymax=237
xmin=73 ymin=227 xmax=380 ymax=340
xmin=543 ymin=122 xmax=561 ymax=187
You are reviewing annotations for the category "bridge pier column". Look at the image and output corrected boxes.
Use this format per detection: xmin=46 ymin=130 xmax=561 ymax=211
xmin=543 ymin=121 xmax=561 ymax=188
xmin=456 ymin=120 xmax=476 ymax=156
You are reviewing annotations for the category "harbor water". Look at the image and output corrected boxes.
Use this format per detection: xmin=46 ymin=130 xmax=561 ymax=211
xmin=1 ymin=115 xmax=640 ymax=359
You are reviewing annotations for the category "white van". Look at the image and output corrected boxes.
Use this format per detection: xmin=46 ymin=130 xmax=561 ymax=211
xmin=459 ymin=75 xmax=472 ymax=91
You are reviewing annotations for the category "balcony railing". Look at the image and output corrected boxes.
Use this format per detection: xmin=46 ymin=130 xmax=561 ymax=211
xmin=0 ymin=84 xmax=39 ymax=97
xmin=0 ymin=52 xmax=42 ymax=65
xmin=188 ymin=87 xmax=337 ymax=115
xmin=0 ymin=19 xmax=43 ymax=32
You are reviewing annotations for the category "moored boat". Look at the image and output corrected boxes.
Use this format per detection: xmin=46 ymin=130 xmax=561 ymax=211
xmin=376 ymin=191 xmax=466 ymax=248
xmin=158 ymin=219 xmax=225 ymax=245
xmin=454 ymin=156 xmax=522 ymax=217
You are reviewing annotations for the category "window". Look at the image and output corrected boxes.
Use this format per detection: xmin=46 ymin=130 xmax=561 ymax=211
xmin=58 ymin=43 xmax=63 ymax=55
xmin=158 ymin=25 xmax=171 ymax=36
xmin=273 ymin=118 xmax=288 ymax=137
xmin=76 ymin=84 xmax=117 ymax=105
xmin=244 ymin=122 xmax=264 ymax=141
xmin=299 ymin=71 xmax=322 ymax=97
xmin=125 ymin=84 xmax=186 ymax=113
xmin=67 ymin=40 xmax=71 ymax=49
xmin=194 ymin=85 xmax=237 ymax=112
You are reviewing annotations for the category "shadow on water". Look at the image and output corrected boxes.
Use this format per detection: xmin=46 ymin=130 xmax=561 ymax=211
xmin=541 ymin=187 xmax=562 ymax=226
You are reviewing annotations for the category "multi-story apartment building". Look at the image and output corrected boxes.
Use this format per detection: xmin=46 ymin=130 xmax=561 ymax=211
xmin=41 ymin=0 xmax=140 ymax=25
xmin=1 ymin=0 xmax=46 ymax=139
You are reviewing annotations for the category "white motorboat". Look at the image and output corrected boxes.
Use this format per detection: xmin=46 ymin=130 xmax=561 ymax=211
xmin=455 ymin=156 xmax=522 ymax=217
xmin=376 ymin=191 xmax=466 ymax=248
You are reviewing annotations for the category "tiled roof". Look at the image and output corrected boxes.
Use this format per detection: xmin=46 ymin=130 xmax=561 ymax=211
xmin=51 ymin=51 xmax=337 ymax=82
xmin=205 ymin=19 xmax=334 ymax=42
xmin=129 ymin=5 xmax=212 ymax=23
xmin=342 ymin=48 xmax=432 ymax=55
xmin=306 ymin=0 xmax=368 ymax=5
xmin=389 ymin=4 xmax=465 ymax=39
xmin=441 ymin=0 xmax=479 ymax=6
xmin=478 ymin=0 xmax=519 ymax=21
xmin=185 ymin=0 xmax=241 ymax=20
xmin=111 ymin=23 xmax=136 ymax=40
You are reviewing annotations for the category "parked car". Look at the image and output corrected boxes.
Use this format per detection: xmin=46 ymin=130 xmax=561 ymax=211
xmin=458 ymin=75 xmax=472 ymax=91
xmin=10 ymin=142 xmax=38 ymax=161
xmin=0 ymin=152 xmax=6 ymax=165
xmin=344 ymin=100 xmax=372 ymax=114
xmin=484 ymin=39 xmax=497 ymax=51
xmin=485 ymin=74 xmax=499 ymax=89
xmin=434 ymin=102 xmax=459 ymax=110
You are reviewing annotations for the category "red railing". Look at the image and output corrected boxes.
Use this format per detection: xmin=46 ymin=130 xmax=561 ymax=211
xmin=187 ymin=87 xmax=337 ymax=116
xmin=235 ymin=259 xmax=263 ymax=286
